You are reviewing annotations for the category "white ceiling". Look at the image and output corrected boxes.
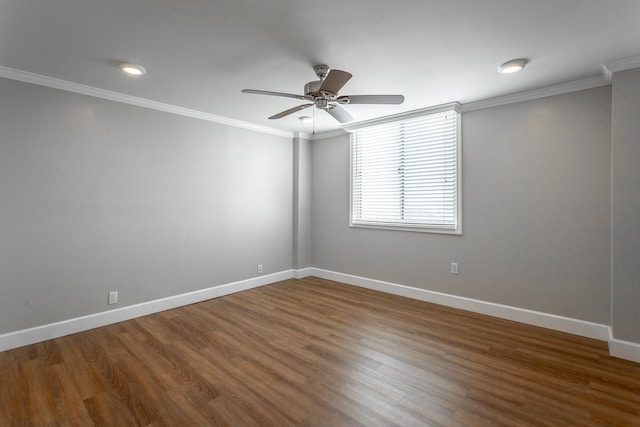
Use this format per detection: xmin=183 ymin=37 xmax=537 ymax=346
xmin=1 ymin=0 xmax=639 ymax=134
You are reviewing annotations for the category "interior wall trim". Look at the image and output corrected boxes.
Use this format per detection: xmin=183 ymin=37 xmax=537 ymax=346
xmin=307 ymin=269 xmax=640 ymax=363
xmin=0 ymin=270 xmax=294 ymax=353
xmin=309 ymin=74 xmax=611 ymax=138
xmin=2 ymin=267 xmax=638 ymax=363
xmin=309 ymin=268 xmax=640 ymax=363
xmin=300 ymin=129 xmax=349 ymax=141
xmin=603 ymin=54 xmax=640 ymax=75
xmin=460 ymin=75 xmax=611 ymax=113
xmin=0 ymin=66 xmax=293 ymax=138
xmin=1 ymin=64 xmax=615 ymax=142
xmin=293 ymin=268 xmax=315 ymax=279
xmin=308 ymin=268 xmax=619 ymax=338
xmin=609 ymin=339 xmax=640 ymax=364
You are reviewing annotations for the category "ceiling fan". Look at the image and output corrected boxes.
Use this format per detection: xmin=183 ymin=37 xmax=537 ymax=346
xmin=241 ymin=64 xmax=404 ymax=124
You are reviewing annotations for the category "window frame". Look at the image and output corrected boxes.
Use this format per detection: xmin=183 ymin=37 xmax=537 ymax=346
xmin=346 ymin=103 xmax=462 ymax=235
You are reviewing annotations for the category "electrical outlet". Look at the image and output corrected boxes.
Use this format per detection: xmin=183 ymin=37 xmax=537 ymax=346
xmin=451 ymin=262 xmax=459 ymax=274
xmin=108 ymin=291 xmax=118 ymax=305
xmin=257 ymin=264 xmax=263 ymax=274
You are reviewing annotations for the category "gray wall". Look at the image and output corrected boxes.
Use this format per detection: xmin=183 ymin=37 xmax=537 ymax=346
xmin=311 ymin=87 xmax=612 ymax=324
xmin=611 ymin=68 xmax=640 ymax=343
xmin=292 ymin=134 xmax=312 ymax=269
xmin=2 ymin=73 xmax=635 ymax=346
xmin=0 ymin=78 xmax=293 ymax=334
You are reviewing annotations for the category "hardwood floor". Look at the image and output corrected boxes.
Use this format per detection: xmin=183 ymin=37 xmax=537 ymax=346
xmin=1 ymin=277 xmax=639 ymax=426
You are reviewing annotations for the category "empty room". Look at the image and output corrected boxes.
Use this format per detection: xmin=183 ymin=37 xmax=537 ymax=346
xmin=1 ymin=0 xmax=639 ymax=425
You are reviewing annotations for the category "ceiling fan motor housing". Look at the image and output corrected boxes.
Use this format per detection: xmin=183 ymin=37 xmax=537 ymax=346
xmin=304 ymin=80 xmax=322 ymax=96
xmin=305 ymin=64 xmax=334 ymax=100
xmin=305 ymin=80 xmax=334 ymax=109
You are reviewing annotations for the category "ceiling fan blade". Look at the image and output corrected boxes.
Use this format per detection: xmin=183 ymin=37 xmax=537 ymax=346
xmin=318 ymin=69 xmax=352 ymax=94
xmin=341 ymin=94 xmax=405 ymax=104
xmin=269 ymin=103 xmax=313 ymax=119
xmin=326 ymin=104 xmax=354 ymax=123
xmin=242 ymin=89 xmax=311 ymax=101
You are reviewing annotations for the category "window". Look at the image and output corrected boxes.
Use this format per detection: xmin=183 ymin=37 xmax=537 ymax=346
xmin=349 ymin=104 xmax=461 ymax=234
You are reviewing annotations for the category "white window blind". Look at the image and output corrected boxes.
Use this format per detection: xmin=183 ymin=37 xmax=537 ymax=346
xmin=350 ymin=107 xmax=460 ymax=233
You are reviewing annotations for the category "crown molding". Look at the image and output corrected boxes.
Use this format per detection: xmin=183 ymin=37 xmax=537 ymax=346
xmin=601 ymin=64 xmax=613 ymax=83
xmin=460 ymin=75 xmax=610 ymax=113
xmin=293 ymin=129 xmax=350 ymax=141
xmin=310 ymin=129 xmax=350 ymax=140
xmin=293 ymin=131 xmax=309 ymax=141
xmin=4 ymin=53 xmax=638 ymax=137
xmin=603 ymin=54 xmax=640 ymax=75
xmin=0 ymin=66 xmax=293 ymax=138
xmin=343 ymin=102 xmax=461 ymax=132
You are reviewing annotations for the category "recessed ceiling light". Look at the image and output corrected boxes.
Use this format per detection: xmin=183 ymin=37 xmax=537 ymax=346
xmin=299 ymin=116 xmax=312 ymax=123
xmin=498 ymin=58 xmax=528 ymax=74
xmin=119 ymin=63 xmax=146 ymax=76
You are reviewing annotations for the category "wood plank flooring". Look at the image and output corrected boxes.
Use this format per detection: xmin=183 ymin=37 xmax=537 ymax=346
xmin=1 ymin=277 xmax=639 ymax=426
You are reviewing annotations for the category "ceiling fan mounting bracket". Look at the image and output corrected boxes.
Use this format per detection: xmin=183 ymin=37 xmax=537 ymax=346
xmin=313 ymin=64 xmax=330 ymax=80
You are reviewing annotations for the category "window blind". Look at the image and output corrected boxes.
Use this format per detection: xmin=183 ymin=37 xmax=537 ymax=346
xmin=351 ymin=109 xmax=460 ymax=232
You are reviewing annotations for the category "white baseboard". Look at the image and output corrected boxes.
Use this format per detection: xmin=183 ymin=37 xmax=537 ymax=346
xmin=308 ymin=268 xmax=612 ymax=342
xmin=0 ymin=270 xmax=294 ymax=352
xmin=3 ymin=268 xmax=638 ymax=364
xmin=308 ymin=269 xmax=640 ymax=363
xmin=609 ymin=339 xmax=640 ymax=363
xmin=293 ymin=267 xmax=314 ymax=279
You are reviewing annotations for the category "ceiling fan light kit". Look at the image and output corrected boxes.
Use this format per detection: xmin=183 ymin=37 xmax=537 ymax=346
xmin=498 ymin=58 xmax=528 ymax=74
xmin=119 ymin=62 xmax=146 ymax=76
xmin=242 ymin=64 xmax=405 ymax=124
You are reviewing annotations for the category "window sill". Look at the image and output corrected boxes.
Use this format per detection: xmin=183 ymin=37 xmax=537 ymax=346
xmin=349 ymin=222 xmax=462 ymax=235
